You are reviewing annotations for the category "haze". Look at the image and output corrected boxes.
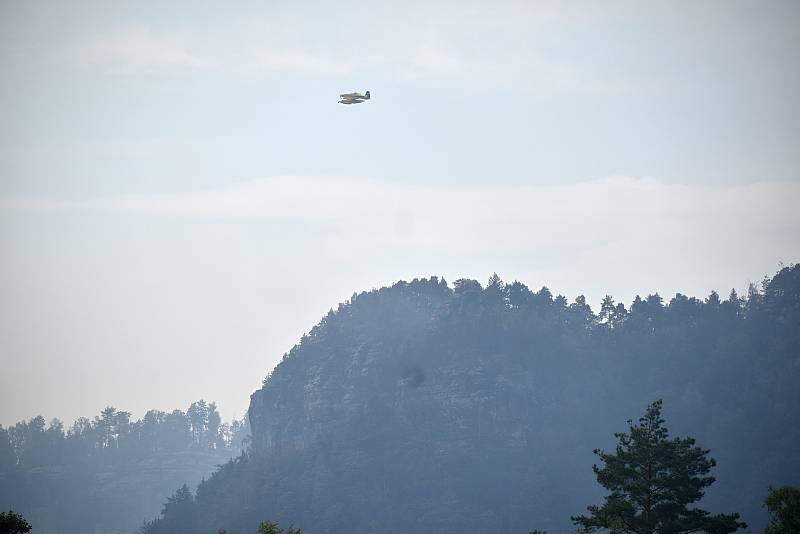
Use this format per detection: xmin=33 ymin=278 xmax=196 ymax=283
xmin=1 ymin=0 xmax=799 ymax=426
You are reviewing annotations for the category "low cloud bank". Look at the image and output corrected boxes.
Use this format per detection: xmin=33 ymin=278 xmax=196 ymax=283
xmin=4 ymin=175 xmax=797 ymax=261
xmin=1 ymin=175 xmax=797 ymax=426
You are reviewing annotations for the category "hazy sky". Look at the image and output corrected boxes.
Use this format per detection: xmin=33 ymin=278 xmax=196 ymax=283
xmin=1 ymin=0 xmax=799 ymax=426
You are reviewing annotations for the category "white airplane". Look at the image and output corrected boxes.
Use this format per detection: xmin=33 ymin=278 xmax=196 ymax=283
xmin=338 ymin=90 xmax=370 ymax=104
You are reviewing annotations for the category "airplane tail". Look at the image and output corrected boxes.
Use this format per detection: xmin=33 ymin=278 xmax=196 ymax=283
xmin=365 ymin=91 xmax=370 ymax=99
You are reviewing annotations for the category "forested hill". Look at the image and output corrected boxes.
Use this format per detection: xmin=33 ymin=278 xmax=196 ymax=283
xmin=133 ymin=266 xmax=800 ymax=532
xmin=140 ymin=266 xmax=800 ymax=534
xmin=0 ymin=401 xmax=249 ymax=534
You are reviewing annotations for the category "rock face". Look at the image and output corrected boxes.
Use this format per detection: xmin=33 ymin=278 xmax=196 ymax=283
xmin=164 ymin=271 xmax=799 ymax=534
xmin=246 ymin=279 xmax=549 ymax=533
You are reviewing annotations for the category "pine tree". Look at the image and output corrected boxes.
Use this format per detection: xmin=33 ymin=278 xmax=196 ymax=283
xmin=257 ymin=520 xmax=301 ymax=534
xmin=572 ymin=400 xmax=745 ymax=534
xmin=764 ymin=485 xmax=800 ymax=534
xmin=0 ymin=428 xmax=16 ymax=468
xmin=0 ymin=510 xmax=32 ymax=534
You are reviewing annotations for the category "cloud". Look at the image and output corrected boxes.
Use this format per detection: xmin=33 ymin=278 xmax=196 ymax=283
xmin=248 ymin=48 xmax=351 ymax=76
xmin=4 ymin=176 xmax=798 ymax=265
xmin=400 ymin=44 xmax=468 ymax=79
xmin=244 ymin=45 xmax=462 ymax=79
xmin=84 ymin=28 xmax=213 ymax=73
xmin=2 ymin=176 xmax=797 ymax=428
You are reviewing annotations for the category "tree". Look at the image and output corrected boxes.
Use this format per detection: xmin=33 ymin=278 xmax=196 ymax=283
xmin=600 ymin=295 xmax=617 ymax=325
xmin=140 ymin=410 xmax=165 ymax=452
xmin=256 ymin=520 xmax=301 ymax=534
xmin=764 ymin=485 xmax=800 ymax=534
xmin=0 ymin=427 xmax=16 ymax=469
xmin=137 ymin=484 xmax=198 ymax=534
xmin=0 ymin=510 xmax=32 ymax=534
xmin=486 ymin=272 xmax=503 ymax=289
xmin=187 ymin=400 xmax=210 ymax=448
xmin=572 ymin=400 xmax=745 ymax=534
xmin=100 ymin=406 xmax=115 ymax=446
xmin=157 ymin=484 xmax=194 ymax=533
xmin=164 ymin=484 xmax=193 ymax=518
xmin=207 ymin=402 xmax=222 ymax=449
xmin=162 ymin=409 xmax=191 ymax=451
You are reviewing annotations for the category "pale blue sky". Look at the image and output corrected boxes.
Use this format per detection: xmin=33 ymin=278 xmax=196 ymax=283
xmin=1 ymin=0 xmax=799 ymax=425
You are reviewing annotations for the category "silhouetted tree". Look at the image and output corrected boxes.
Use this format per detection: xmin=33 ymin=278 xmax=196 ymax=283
xmin=599 ymin=295 xmax=616 ymax=325
xmin=764 ymin=485 xmax=800 ymax=534
xmin=153 ymin=484 xmax=195 ymax=533
xmin=4 ymin=268 xmax=799 ymax=534
xmin=163 ymin=410 xmax=191 ymax=451
xmin=188 ymin=400 xmax=210 ymax=448
xmin=0 ymin=510 xmax=31 ymax=534
xmin=207 ymin=402 xmax=221 ymax=449
xmin=572 ymin=400 xmax=746 ymax=533
xmin=256 ymin=520 xmax=301 ymax=534
xmin=0 ymin=428 xmax=16 ymax=468
xmin=96 ymin=406 xmax=117 ymax=448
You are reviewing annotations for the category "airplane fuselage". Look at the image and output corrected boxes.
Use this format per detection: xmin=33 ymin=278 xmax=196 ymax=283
xmin=338 ymin=90 xmax=370 ymax=104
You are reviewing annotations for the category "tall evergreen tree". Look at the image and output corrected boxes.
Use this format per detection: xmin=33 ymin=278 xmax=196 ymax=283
xmin=256 ymin=520 xmax=301 ymax=534
xmin=187 ymin=401 xmax=209 ymax=448
xmin=0 ymin=428 xmax=16 ymax=469
xmin=0 ymin=510 xmax=32 ymax=534
xmin=572 ymin=400 xmax=745 ymax=534
xmin=207 ymin=402 xmax=222 ymax=449
xmin=764 ymin=486 xmax=800 ymax=534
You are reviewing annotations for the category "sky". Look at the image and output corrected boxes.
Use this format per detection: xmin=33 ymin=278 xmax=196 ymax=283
xmin=1 ymin=0 xmax=799 ymax=426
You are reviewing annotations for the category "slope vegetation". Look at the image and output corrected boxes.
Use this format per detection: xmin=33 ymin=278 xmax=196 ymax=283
xmin=145 ymin=267 xmax=800 ymax=533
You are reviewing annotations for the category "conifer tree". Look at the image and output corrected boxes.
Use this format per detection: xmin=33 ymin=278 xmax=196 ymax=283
xmin=257 ymin=520 xmax=301 ymax=534
xmin=0 ymin=510 xmax=32 ymax=534
xmin=764 ymin=485 xmax=800 ymax=534
xmin=573 ymin=400 xmax=745 ymax=533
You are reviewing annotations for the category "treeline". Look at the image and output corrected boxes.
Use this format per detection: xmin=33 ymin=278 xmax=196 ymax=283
xmin=290 ymin=266 xmax=796 ymax=366
xmin=139 ymin=264 xmax=798 ymax=533
xmin=0 ymin=400 xmax=249 ymax=470
xmin=0 ymin=400 xmax=250 ymax=534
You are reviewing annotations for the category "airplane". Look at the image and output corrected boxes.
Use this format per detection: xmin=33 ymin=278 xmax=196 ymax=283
xmin=338 ymin=90 xmax=370 ymax=104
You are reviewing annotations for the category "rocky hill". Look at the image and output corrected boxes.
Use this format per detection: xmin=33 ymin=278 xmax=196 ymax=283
xmin=147 ymin=267 xmax=799 ymax=533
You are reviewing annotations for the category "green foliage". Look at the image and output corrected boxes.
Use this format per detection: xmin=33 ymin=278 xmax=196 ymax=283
xmin=133 ymin=267 xmax=799 ymax=534
xmin=5 ymin=267 xmax=800 ymax=534
xmin=3 ymin=400 xmax=247 ymax=469
xmin=257 ymin=520 xmax=301 ymax=534
xmin=0 ymin=510 xmax=32 ymax=534
xmin=764 ymin=485 xmax=800 ymax=534
xmin=139 ymin=485 xmax=195 ymax=534
xmin=1 ymin=401 xmax=248 ymax=534
xmin=572 ymin=400 xmax=746 ymax=533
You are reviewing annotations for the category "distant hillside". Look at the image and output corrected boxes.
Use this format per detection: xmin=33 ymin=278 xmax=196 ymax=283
xmin=115 ymin=267 xmax=800 ymax=532
xmin=0 ymin=401 xmax=248 ymax=534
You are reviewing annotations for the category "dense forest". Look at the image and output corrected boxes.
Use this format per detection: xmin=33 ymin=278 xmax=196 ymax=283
xmin=0 ymin=401 xmax=249 ymax=534
xmin=139 ymin=265 xmax=799 ymax=533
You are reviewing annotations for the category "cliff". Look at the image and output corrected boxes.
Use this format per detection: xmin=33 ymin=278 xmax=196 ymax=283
xmin=148 ymin=269 xmax=800 ymax=533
